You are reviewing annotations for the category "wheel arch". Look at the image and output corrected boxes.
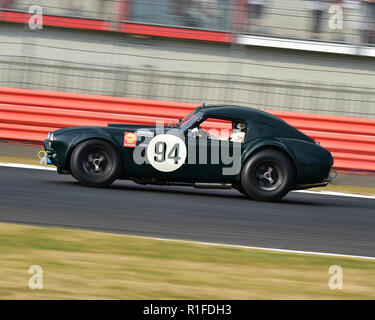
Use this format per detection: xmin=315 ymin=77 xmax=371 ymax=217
xmin=242 ymin=142 xmax=299 ymax=182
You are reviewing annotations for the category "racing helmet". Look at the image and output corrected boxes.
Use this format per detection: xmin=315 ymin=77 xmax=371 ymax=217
xmin=236 ymin=122 xmax=246 ymax=130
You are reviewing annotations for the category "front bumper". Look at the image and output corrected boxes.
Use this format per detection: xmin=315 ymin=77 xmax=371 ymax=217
xmin=43 ymin=139 xmax=55 ymax=159
xmin=43 ymin=139 xmax=63 ymax=172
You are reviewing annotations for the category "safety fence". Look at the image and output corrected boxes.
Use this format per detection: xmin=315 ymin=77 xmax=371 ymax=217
xmin=0 ymin=87 xmax=374 ymax=172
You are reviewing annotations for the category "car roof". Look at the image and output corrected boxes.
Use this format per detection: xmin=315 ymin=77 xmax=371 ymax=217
xmin=194 ymin=104 xmax=314 ymax=143
xmin=197 ymin=104 xmax=283 ymax=124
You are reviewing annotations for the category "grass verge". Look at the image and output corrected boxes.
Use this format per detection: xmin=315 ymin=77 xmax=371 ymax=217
xmin=0 ymin=223 xmax=374 ymax=299
xmin=310 ymin=184 xmax=375 ymax=196
xmin=0 ymin=156 xmax=44 ymax=166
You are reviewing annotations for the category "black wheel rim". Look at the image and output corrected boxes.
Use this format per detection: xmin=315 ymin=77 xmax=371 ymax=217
xmin=82 ymin=149 xmax=110 ymax=176
xmin=255 ymin=162 xmax=283 ymax=191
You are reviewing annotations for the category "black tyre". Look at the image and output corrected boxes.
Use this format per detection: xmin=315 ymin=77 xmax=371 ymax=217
xmin=241 ymin=150 xmax=295 ymax=202
xmin=234 ymin=184 xmax=249 ymax=197
xmin=70 ymin=139 xmax=121 ymax=187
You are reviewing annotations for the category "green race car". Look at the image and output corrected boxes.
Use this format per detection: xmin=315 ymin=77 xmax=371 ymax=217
xmin=44 ymin=105 xmax=333 ymax=201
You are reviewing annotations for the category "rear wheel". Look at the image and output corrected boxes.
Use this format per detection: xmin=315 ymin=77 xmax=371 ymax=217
xmin=70 ymin=139 xmax=121 ymax=187
xmin=241 ymin=150 xmax=295 ymax=202
xmin=234 ymin=184 xmax=248 ymax=197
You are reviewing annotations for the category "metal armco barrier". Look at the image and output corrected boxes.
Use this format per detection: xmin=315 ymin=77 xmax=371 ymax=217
xmin=0 ymin=87 xmax=374 ymax=172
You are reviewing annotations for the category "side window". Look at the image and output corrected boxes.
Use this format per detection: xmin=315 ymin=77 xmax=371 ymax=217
xmin=229 ymin=120 xmax=247 ymax=143
xmin=200 ymin=118 xmax=232 ymax=139
xmin=192 ymin=118 xmax=247 ymax=143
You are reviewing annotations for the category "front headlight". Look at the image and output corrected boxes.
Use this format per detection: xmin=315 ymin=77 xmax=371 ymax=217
xmin=46 ymin=132 xmax=55 ymax=148
xmin=46 ymin=132 xmax=54 ymax=142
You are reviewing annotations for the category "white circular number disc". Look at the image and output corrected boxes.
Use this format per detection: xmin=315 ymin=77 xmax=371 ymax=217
xmin=146 ymin=134 xmax=187 ymax=172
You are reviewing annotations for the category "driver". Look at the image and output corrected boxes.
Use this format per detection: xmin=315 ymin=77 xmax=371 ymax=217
xmin=189 ymin=121 xmax=246 ymax=143
xmin=229 ymin=121 xmax=246 ymax=143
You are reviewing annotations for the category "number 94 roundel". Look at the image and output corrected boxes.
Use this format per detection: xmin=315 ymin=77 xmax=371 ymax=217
xmin=146 ymin=134 xmax=187 ymax=172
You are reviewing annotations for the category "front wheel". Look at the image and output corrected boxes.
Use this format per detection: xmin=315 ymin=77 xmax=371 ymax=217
xmin=70 ymin=139 xmax=121 ymax=187
xmin=241 ymin=150 xmax=295 ymax=202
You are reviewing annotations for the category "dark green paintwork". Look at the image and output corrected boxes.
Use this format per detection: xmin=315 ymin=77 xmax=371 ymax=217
xmin=43 ymin=105 xmax=333 ymax=188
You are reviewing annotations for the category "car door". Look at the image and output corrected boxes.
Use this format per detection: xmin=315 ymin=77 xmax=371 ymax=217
xmin=175 ymin=118 xmax=243 ymax=182
xmin=127 ymin=118 xmax=243 ymax=182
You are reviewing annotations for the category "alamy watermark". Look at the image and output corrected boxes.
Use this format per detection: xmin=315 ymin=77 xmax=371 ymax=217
xmin=328 ymin=4 xmax=344 ymax=30
xmin=328 ymin=265 xmax=343 ymax=290
xmin=132 ymin=123 xmax=242 ymax=175
xmin=28 ymin=265 xmax=43 ymax=290
xmin=28 ymin=5 xmax=43 ymax=30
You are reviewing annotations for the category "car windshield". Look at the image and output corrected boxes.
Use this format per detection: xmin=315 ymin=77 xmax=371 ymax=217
xmin=169 ymin=109 xmax=203 ymax=129
xmin=169 ymin=110 xmax=194 ymax=127
xmin=179 ymin=110 xmax=204 ymax=129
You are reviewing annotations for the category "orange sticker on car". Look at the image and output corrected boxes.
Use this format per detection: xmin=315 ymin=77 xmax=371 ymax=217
xmin=124 ymin=132 xmax=137 ymax=148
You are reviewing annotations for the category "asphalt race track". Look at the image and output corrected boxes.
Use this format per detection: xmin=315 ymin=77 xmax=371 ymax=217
xmin=1 ymin=166 xmax=375 ymax=257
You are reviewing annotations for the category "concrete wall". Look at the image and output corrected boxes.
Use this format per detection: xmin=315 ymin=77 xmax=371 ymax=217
xmin=0 ymin=22 xmax=374 ymax=118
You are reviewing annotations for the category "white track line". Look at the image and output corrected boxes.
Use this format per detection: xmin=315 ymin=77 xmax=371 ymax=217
xmin=0 ymin=162 xmax=57 ymax=171
xmin=1 ymin=161 xmax=375 ymax=260
xmin=294 ymin=190 xmax=375 ymax=200
xmin=129 ymin=235 xmax=375 ymax=261
xmin=76 ymin=228 xmax=375 ymax=260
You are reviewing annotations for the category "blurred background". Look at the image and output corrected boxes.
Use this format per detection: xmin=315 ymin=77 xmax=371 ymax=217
xmin=1 ymin=1 xmax=375 ymax=301
xmin=0 ymin=0 xmax=374 ymax=118
xmin=1 ymin=0 xmax=374 ymax=42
